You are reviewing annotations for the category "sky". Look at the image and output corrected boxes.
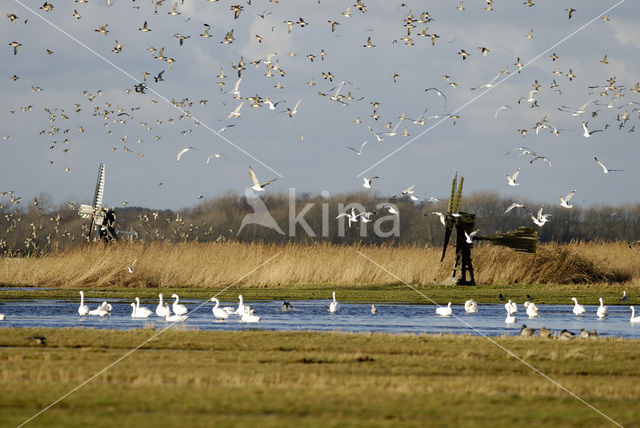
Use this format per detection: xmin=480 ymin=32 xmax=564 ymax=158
xmin=1 ymin=0 xmax=639 ymax=211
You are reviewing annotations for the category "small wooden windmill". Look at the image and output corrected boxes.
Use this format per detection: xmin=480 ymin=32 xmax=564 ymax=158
xmin=438 ymin=173 xmax=538 ymax=286
xmin=78 ymin=163 xmax=117 ymax=241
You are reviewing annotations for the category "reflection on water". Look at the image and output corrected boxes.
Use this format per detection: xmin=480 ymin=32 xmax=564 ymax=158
xmin=1 ymin=298 xmax=639 ymax=338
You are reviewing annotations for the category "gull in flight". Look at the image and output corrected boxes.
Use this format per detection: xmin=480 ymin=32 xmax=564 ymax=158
xmin=400 ymin=185 xmax=415 ymax=196
xmin=380 ymin=204 xmax=399 ymax=216
xmin=530 ymin=206 xmax=551 ymax=227
xmin=494 ymin=105 xmax=512 ymax=118
xmin=432 ymin=211 xmax=446 ymax=226
xmin=594 ymin=156 xmax=623 ymax=174
xmin=582 ymin=121 xmax=603 ymax=138
xmin=517 ymin=89 xmax=538 ymax=104
xmin=470 ymin=73 xmax=500 ymax=90
xmin=356 ymin=211 xmax=377 ymax=223
xmin=367 ymin=126 xmax=385 ymax=142
xmin=206 ymin=153 xmax=226 ymax=164
xmin=176 ymin=146 xmax=197 ymax=162
xmin=558 ymin=98 xmax=592 ymax=117
xmin=506 ymin=168 xmax=520 ymax=186
xmin=248 ymin=166 xmax=277 ymax=191
xmin=363 ymin=176 xmax=379 ymax=189
xmin=560 ymin=190 xmax=576 ymax=208
xmin=126 ymin=259 xmax=137 ymax=274
xmin=263 ymin=98 xmax=286 ymax=110
xmin=424 ymin=88 xmax=447 ymax=108
xmin=504 ymin=202 xmax=525 ymax=214
xmin=225 ymin=101 xmax=244 ymax=119
xmin=336 ymin=207 xmax=358 ymax=227
xmin=285 ymin=100 xmax=302 ymax=117
xmin=530 ymin=156 xmax=551 ymax=168
xmin=346 ymin=140 xmax=367 ymax=155
xmin=465 ymin=230 xmax=479 ymax=243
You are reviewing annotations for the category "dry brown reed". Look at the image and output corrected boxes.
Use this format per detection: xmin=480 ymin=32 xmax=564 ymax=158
xmin=0 ymin=241 xmax=638 ymax=289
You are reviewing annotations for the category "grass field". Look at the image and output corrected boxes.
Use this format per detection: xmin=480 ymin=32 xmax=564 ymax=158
xmin=0 ymin=328 xmax=638 ymax=427
xmin=1 ymin=241 xmax=639 ymax=291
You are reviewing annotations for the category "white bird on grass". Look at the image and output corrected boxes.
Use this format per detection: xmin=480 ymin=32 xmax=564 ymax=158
xmin=329 ymin=291 xmax=339 ymax=313
xmin=594 ymin=156 xmax=623 ymax=174
xmin=171 ymin=294 xmax=188 ymax=315
xmin=560 ymin=190 xmax=576 ymax=208
xmin=506 ymin=169 xmax=520 ymax=186
xmin=156 ymin=293 xmax=169 ymax=317
xmin=571 ymin=297 xmax=586 ymax=316
xmin=363 ymin=176 xmax=379 ymax=189
xmin=176 ymin=146 xmax=197 ymax=162
xmin=464 ymin=299 xmax=478 ymax=313
xmin=596 ymin=297 xmax=608 ymax=319
xmin=78 ymin=291 xmax=89 ymax=316
xmin=248 ymin=166 xmax=277 ymax=191
xmin=211 ymin=297 xmax=229 ymax=320
xmin=436 ymin=302 xmax=452 ymax=317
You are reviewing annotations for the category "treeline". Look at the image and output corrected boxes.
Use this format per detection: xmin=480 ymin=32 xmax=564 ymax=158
xmin=1 ymin=190 xmax=639 ymax=255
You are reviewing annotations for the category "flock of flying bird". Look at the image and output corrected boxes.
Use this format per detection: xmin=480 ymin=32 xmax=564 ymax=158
xmin=2 ymin=1 xmax=640 ymax=241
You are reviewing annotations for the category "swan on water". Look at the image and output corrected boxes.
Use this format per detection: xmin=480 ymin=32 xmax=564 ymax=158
xmin=524 ymin=301 xmax=538 ymax=318
xmin=371 ymin=304 xmax=377 ymax=315
xmin=164 ymin=303 xmax=188 ymax=322
xmin=88 ymin=301 xmax=110 ymax=317
xmin=78 ymin=291 xmax=89 ymax=316
xmin=0 ymin=313 xmax=5 ymax=321
xmin=235 ymin=295 xmax=246 ymax=315
xmin=436 ymin=302 xmax=452 ymax=317
xmin=596 ymin=297 xmax=608 ymax=319
xmin=464 ymin=299 xmax=478 ymax=313
xmin=171 ymin=293 xmax=188 ymax=315
xmin=630 ymin=306 xmax=640 ymax=323
xmin=156 ymin=293 xmax=169 ymax=317
xmin=329 ymin=291 xmax=338 ymax=313
xmin=505 ymin=299 xmax=517 ymax=315
xmin=130 ymin=302 xmax=151 ymax=318
xmin=505 ymin=306 xmax=516 ymax=324
xmin=571 ymin=297 xmax=586 ymax=316
xmin=240 ymin=308 xmax=260 ymax=323
xmin=211 ymin=297 xmax=229 ymax=320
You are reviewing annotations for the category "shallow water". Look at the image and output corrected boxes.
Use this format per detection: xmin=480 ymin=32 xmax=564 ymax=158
xmin=1 ymin=298 xmax=639 ymax=338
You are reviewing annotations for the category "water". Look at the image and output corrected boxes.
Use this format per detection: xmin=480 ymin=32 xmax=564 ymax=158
xmin=1 ymin=298 xmax=639 ymax=338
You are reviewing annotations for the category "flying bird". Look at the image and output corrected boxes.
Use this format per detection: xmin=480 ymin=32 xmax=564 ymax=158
xmin=363 ymin=176 xmax=379 ymax=189
xmin=176 ymin=146 xmax=197 ymax=162
xmin=504 ymin=202 xmax=525 ymax=214
xmin=594 ymin=157 xmax=623 ymax=174
xmin=506 ymin=169 xmax=520 ymax=186
xmin=347 ymin=140 xmax=367 ymax=155
xmin=248 ymin=166 xmax=277 ymax=192
xmin=560 ymin=190 xmax=576 ymax=208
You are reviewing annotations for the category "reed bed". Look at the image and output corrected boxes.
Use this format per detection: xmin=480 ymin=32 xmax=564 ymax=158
xmin=1 ymin=241 xmax=638 ymax=289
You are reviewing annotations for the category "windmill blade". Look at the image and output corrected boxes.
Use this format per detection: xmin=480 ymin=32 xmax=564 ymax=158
xmin=440 ymin=225 xmax=453 ymax=262
xmin=93 ymin=163 xmax=106 ymax=210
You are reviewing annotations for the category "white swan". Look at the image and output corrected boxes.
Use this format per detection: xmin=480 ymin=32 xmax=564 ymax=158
xmin=371 ymin=304 xmax=377 ymax=315
xmin=88 ymin=301 xmax=110 ymax=317
xmin=524 ymin=301 xmax=539 ymax=318
xmin=504 ymin=299 xmax=517 ymax=315
xmin=130 ymin=302 xmax=151 ymax=318
xmin=171 ymin=293 xmax=188 ymax=315
xmin=235 ymin=295 xmax=246 ymax=315
xmin=211 ymin=297 xmax=229 ymax=320
xmin=78 ymin=291 xmax=89 ymax=316
xmin=240 ymin=308 xmax=260 ymax=323
xmin=164 ymin=304 xmax=188 ymax=322
xmin=0 ymin=313 xmax=5 ymax=321
xmin=571 ymin=297 xmax=586 ymax=316
xmin=329 ymin=291 xmax=338 ymax=313
xmin=596 ymin=297 xmax=608 ymax=319
xmin=436 ymin=302 xmax=452 ymax=317
xmin=464 ymin=299 xmax=478 ymax=313
xmin=505 ymin=307 xmax=516 ymax=324
xmin=156 ymin=293 xmax=169 ymax=317
xmin=630 ymin=306 xmax=640 ymax=323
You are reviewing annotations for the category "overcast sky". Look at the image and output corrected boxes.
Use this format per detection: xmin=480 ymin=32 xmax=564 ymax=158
xmin=1 ymin=0 xmax=638 ymax=210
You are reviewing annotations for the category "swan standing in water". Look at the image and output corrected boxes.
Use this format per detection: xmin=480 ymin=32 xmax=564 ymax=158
xmin=505 ymin=299 xmax=517 ymax=315
xmin=164 ymin=304 xmax=188 ymax=322
xmin=436 ymin=302 xmax=452 ymax=317
xmin=78 ymin=291 xmax=89 ymax=316
xmin=524 ymin=301 xmax=539 ymax=318
xmin=211 ymin=298 xmax=229 ymax=320
xmin=130 ymin=302 xmax=151 ymax=318
xmin=464 ymin=300 xmax=478 ymax=313
xmin=596 ymin=297 xmax=608 ymax=319
xmin=156 ymin=294 xmax=169 ymax=317
xmin=571 ymin=297 xmax=586 ymax=316
xmin=329 ymin=291 xmax=339 ymax=313
xmin=171 ymin=293 xmax=188 ymax=315
xmin=630 ymin=306 xmax=640 ymax=323
xmin=235 ymin=295 xmax=247 ymax=315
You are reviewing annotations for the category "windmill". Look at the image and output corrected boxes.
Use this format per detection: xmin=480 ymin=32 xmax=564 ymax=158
xmin=78 ymin=163 xmax=117 ymax=241
xmin=438 ymin=173 xmax=538 ymax=286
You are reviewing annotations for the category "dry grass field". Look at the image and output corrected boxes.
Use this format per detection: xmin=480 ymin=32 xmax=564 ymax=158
xmin=1 ymin=328 xmax=638 ymax=427
xmin=1 ymin=241 xmax=638 ymax=290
